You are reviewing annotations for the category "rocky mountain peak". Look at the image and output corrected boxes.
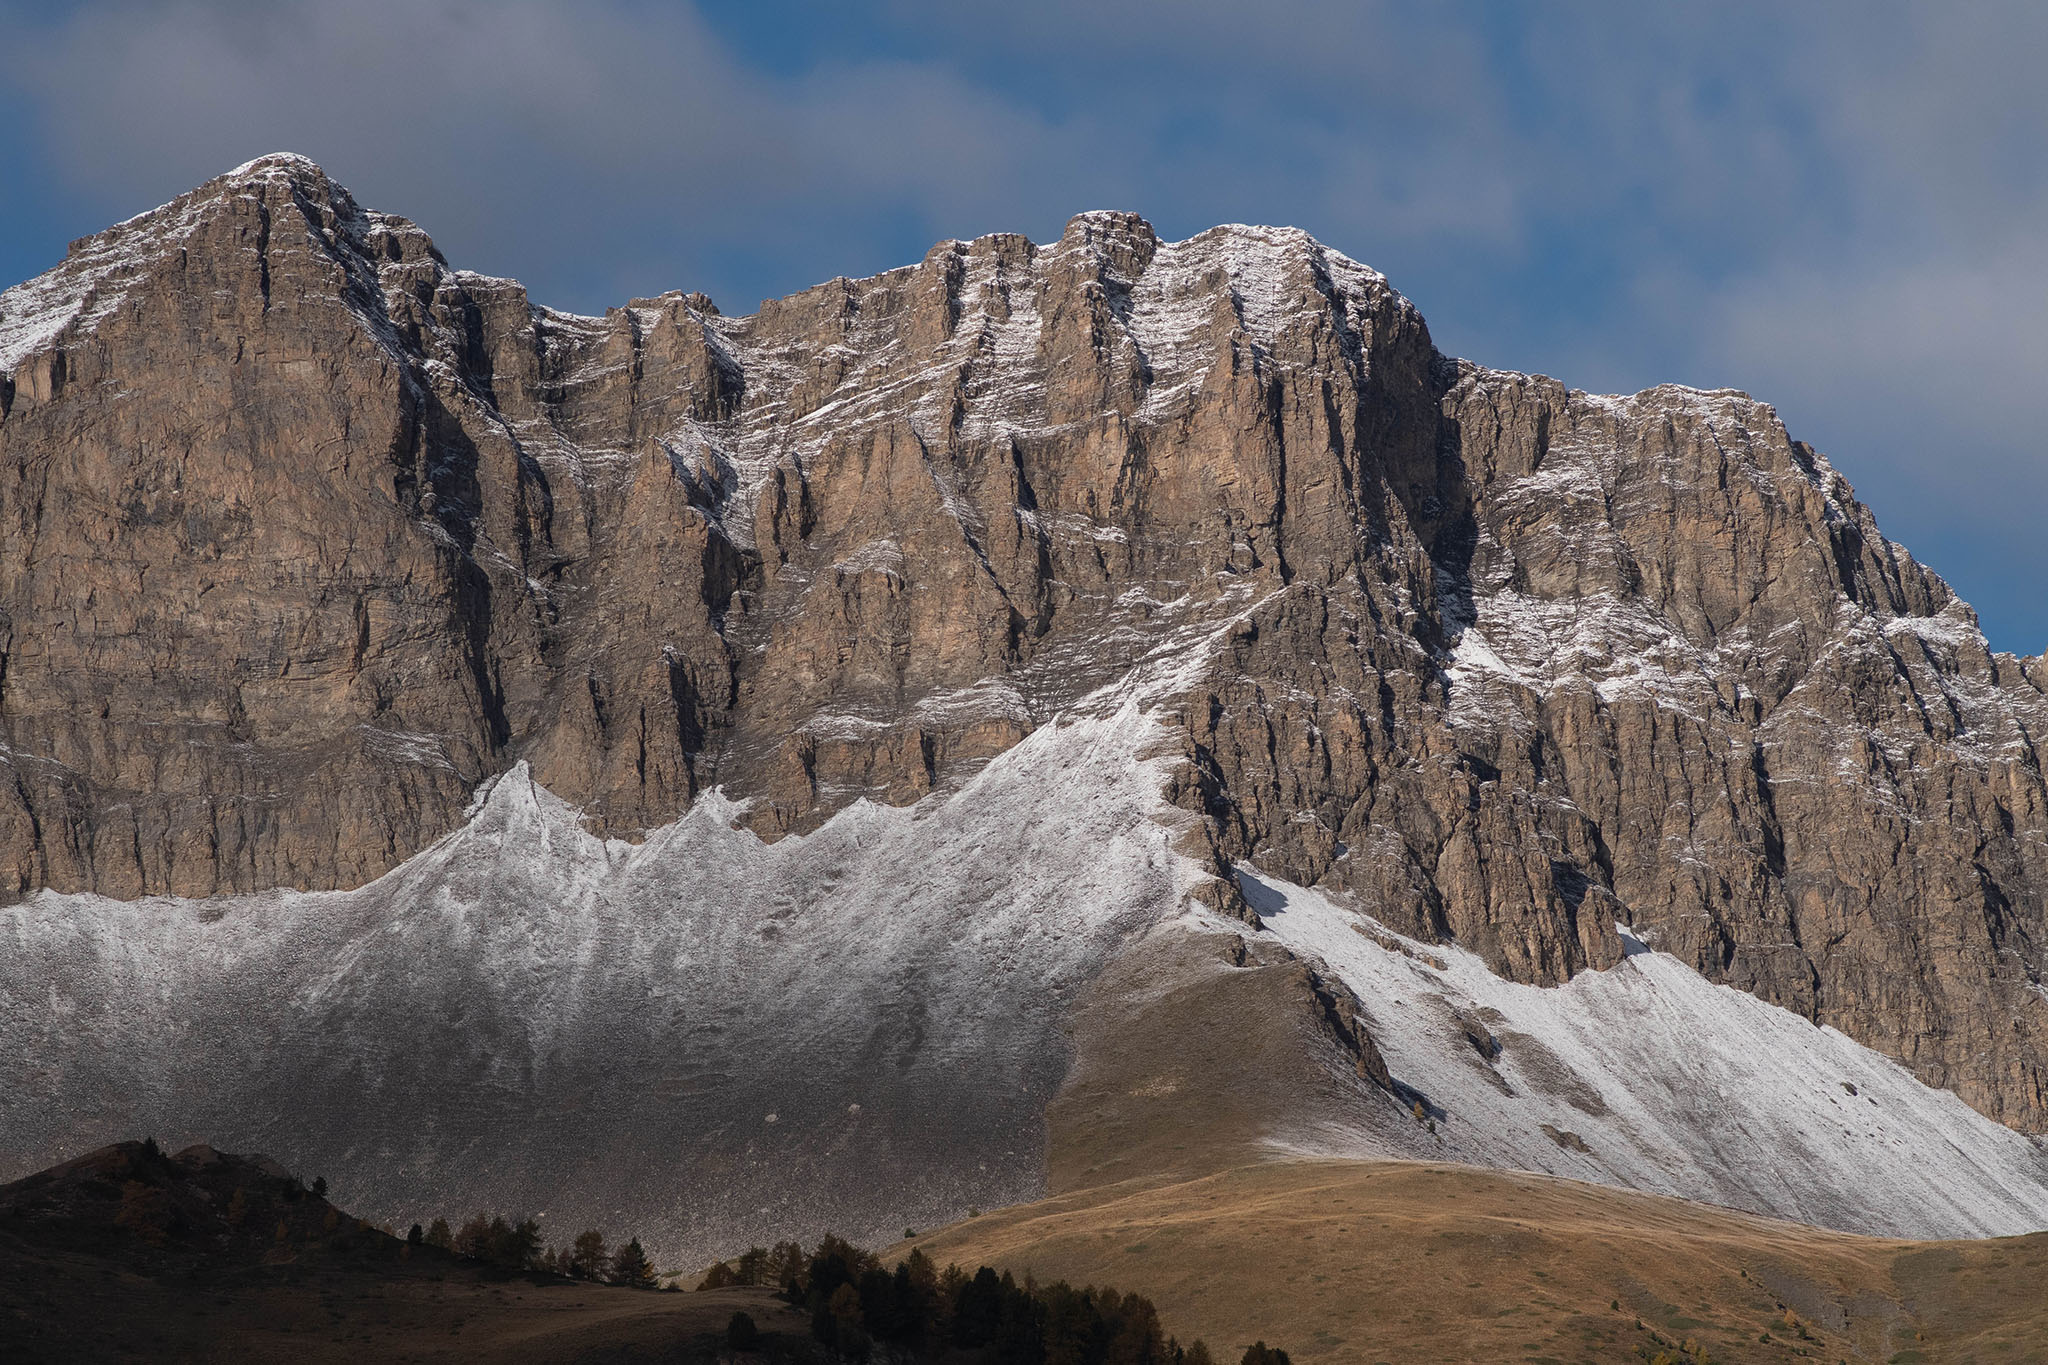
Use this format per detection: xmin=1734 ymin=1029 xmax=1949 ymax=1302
xmin=1058 ymin=207 xmax=1160 ymax=276
xmin=1 ymin=152 xmax=451 ymax=405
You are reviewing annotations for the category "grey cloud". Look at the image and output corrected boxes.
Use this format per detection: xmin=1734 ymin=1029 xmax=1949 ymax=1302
xmin=3 ymin=0 xmax=1109 ymax=307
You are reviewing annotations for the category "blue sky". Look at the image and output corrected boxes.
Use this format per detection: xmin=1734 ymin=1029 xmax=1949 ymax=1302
xmin=4 ymin=2 xmax=2044 ymax=651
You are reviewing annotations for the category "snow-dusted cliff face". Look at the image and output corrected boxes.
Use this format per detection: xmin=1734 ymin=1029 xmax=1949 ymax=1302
xmin=7 ymin=155 xmax=2048 ymax=1253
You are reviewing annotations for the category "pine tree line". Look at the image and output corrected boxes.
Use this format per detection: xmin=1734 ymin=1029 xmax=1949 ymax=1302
xmin=405 ymin=1213 xmax=658 ymax=1288
xmin=702 ymin=1234 xmax=1293 ymax=1365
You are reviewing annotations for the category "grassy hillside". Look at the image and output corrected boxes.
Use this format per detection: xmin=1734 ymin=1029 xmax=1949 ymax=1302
xmin=901 ymin=1158 xmax=2048 ymax=1365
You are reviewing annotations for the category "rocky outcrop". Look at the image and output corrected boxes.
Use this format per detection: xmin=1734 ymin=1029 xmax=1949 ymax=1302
xmin=5 ymin=155 xmax=2047 ymax=1135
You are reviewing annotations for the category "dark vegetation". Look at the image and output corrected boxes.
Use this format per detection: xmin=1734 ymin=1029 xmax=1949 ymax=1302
xmin=46 ymin=1134 xmax=673 ymax=1289
xmin=5 ymin=1137 xmax=408 ymax=1268
xmin=0 ymin=1139 xmax=795 ymax=1363
xmin=418 ymin=1210 xmax=661 ymax=1288
xmin=2 ymin=1140 xmax=1290 ymax=1364
xmin=30 ymin=1138 xmax=2046 ymax=1365
xmin=700 ymin=1234 xmax=1291 ymax=1365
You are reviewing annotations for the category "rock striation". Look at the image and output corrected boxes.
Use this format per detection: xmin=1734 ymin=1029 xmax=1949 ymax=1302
xmin=5 ymin=154 xmax=2048 ymax=1140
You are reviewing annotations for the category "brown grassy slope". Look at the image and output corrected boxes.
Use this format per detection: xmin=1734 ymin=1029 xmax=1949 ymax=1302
xmin=898 ymin=1158 xmax=2048 ymax=1365
xmin=1046 ymin=925 xmax=1393 ymax=1195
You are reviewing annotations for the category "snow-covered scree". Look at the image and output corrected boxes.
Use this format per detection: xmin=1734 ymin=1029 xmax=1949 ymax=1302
xmin=1248 ymin=871 xmax=2048 ymax=1239
xmin=0 ymin=695 xmax=1198 ymax=1262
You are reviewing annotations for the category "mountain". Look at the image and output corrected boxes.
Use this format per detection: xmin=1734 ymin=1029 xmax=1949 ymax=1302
xmin=4 ymin=155 xmax=2048 ymax=1257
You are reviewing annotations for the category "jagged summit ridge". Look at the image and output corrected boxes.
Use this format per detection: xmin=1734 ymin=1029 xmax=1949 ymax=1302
xmin=0 ymin=154 xmax=1770 ymax=529
xmin=0 ymin=154 xmax=1900 ymax=482
xmin=5 ymin=151 xmax=2048 ymax=1190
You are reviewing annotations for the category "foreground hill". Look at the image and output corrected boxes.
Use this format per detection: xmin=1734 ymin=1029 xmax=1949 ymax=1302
xmin=908 ymin=1159 xmax=2048 ymax=1365
xmin=0 ymin=1140 xmax=809 ymax=1363
xmin=5 ymin=155 xmax=2048 ymax=1253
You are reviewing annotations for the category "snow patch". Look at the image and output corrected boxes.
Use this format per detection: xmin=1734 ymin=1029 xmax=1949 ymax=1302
xmin=1254 ymin=870 xmax=2048 ymax=1239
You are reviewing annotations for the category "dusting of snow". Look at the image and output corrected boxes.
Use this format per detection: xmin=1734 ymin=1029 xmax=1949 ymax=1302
xmin=528 ymin=213 xmax=1426 ymax=553
xmin=224 ymin=151 xmax=326 ymax=180
xmin=1884 ymin=599 xmax=1986 ymax=655
xmin=9 ymin=613 xmax=2041 ymax=1255
xmin=832 ymin=536 xmax=907 ymax=579
xmin=0 ymin=694 xmax=1195 ymax=1257
xmin=0 ymin=193 xmax=207 ymax=376
xmin=1253 ymin=871 xmax=2048 ymax=1239
xmin=0 ymin=150 xmax=427 ymax=385
xmin=354 ymin=726 xmax=459 ymax=772
xmin=1443 ymin=588 xmax=1721 ymax=725
xmin=1435 ymin=371 xmax=2048 ymax=782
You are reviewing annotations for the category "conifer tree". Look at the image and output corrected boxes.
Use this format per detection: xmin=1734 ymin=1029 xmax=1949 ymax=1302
xmin=768 ymin=1239 xmax=808 ymax=1291
xmin=506 ymin=1216 xmax=542 ymax=1269
xmin=827 ymin=1282 xmax=868 ymax=1355
xmin=610 ymin=1237 xmax=657 ymax=1289
xmin=954 ymin=1265 xmax=1004 ymax=1348
xmin=572 ymin=1229 xmax=609 ymax=1281
xmin=453 ymin=1214 xmax=491 ymax=1259
xmin=858 ymin=1264 xmax=908 ymax=1342
xmin=990 ymin=1270 xmax=1042 ymax=1365
xmin=1106 ymin=1288 xmax=1167 ymax=1364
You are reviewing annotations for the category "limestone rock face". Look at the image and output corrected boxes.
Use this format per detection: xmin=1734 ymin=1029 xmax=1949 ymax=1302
xmin=5 ymin=157 xmax=2048 ymax=1132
